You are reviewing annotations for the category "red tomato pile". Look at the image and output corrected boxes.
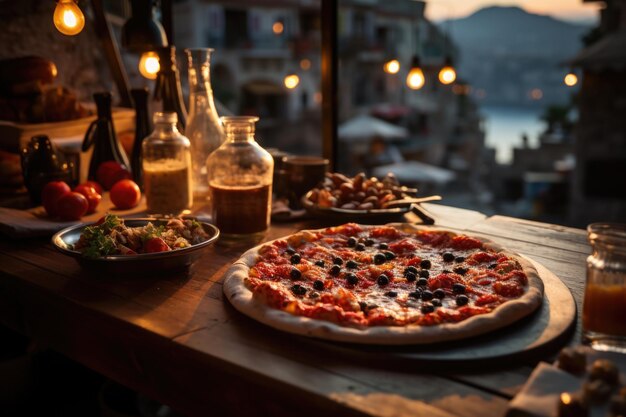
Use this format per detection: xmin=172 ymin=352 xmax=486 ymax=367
xmin=41 ymin=161 xmax=141 ymax=220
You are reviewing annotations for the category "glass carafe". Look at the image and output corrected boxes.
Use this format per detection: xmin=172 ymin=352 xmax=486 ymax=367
xmin=142 ymin=112 xmax=193 ymax=216
xmin=207 ymin=116 xmax=273 ymax=236
xmin=184 ymin=48 xmax=224 ymax=201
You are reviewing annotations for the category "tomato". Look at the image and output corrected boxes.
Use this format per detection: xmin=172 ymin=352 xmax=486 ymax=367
xmin=144 ymin=237 xmax=171 ymax=253
xmin=81 ymin=180 xmax=103 ymax=196
xmin=96 ymin=161 xmax=131 ymax=190
xmin=73 ymin=184 xmax=101 ymax=214
xmin=56 ymin=192 xmax=88 ymax=221
xmin=41 ymin=181 xmax=71 ymax=218
xmin=110 ymin=179 xmax=141 ymax=209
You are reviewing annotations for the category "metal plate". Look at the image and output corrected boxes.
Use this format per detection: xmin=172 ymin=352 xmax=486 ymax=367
xmin=52 ymin=218 xmax=220 ymax=274
xmin=301 ymin=191 xmax=411 ymax=222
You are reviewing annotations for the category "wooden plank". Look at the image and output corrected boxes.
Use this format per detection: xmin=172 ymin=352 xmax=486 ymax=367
xmin=469 ymin=215 xmax=589 ymax=255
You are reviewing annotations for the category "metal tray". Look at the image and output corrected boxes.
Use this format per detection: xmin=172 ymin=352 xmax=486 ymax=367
xmin=52 ymin=218 xmax=220 ymax=274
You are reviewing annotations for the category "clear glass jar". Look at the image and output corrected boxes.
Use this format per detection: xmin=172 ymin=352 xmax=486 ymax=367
xmin=142 ymin=112 xmax=193 ymax=216
xmin=582 ymin=223 xmax=626 ymax=352
xmin=185 ymin=48 xmax=224 ymax=202
xmin=207 ymin=116 xmax=273 ymax=236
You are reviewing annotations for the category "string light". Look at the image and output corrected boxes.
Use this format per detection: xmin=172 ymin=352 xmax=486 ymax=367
xmin=406 ymin=56 xmax=425 ymax=90
xmin=53 ymin=0 xmax=85 ymax=36
xmin=284 ymin=74 xmax=300 ymax=89
xmin=564 ymin=72 xmax=578 ymax=87
xmin=273 ymin=21 xmax=284 ymax=35
xmin=300 ymin=59 xmax=311 ymax=70
xmin=438 ymin=57 xmax=456 ymax=85
xmin=138 ymin=51 xmax=160 ymax=80
xmin=383 ymin=59 xmax=400 ymax=74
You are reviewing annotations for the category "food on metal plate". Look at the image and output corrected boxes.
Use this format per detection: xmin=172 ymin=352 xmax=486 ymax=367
xmin=72 ymin=214 xmax=209 ymax=258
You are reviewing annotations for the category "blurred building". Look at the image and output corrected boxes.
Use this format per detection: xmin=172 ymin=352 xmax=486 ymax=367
xmin=568 ymin=0 xmax=626 ymax=224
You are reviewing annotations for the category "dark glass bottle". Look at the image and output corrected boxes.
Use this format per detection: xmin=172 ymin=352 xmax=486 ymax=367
xmin=20 ymin=135 xmax=73 ymax=204
xmin=154 ymin=46 xmax=187 ymax=132
xmin=82 ymin=92 xmax=130 ymax=181
xmin=130 ymin=88 xmax=152 ymax=188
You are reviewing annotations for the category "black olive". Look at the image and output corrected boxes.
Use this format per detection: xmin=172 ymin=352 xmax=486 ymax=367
xmin=420 ymin=259 xmax=431 ymax=269
xmin=408 ymin=291 xmax=421 ymax=299
xmin=365 ymin=238 xmax=375 ymax=246
xmin=333 ymin=257 xmax=343 ymax=266
xmin=433 ymin=288 xmax=445 ymax=299
xmin=456 ymin=294 xmax=469 ymax=306
xmin=488 ymin=263 xmax=497 ymax=269
xmin=285 ymin=248 xmax=296 ymax=255
xmin=347 ymin=237 xmax=357 ymax=247
xmin=373 ymin=253 xmax=386 ymax=265
xmin=378 ymin=242 xmax=389 ymax=250
xmin=419 ymin=270 xmax=430 ymax=278
xmin=314 ymin=260 xmax=325 ymax=268
xmin=346 ymin=273 xmax=359 ymax=285
xmin=355 ymin=243 xmax=366 ymax=251
xmin=290 ymin=268 xmax=302 ymax=280
xmin=313 ymin=280 xmax=325 ymax=291
xmin=405 ymin=272 xmax=417 ymax=282
xmin=452 ymin=283 xmax=466 ymax=294
xmin=291 ymin=284 xmax=306 ymax=296
xmin=432 ymin=299 xmax=442 ymax=307
xmin=329 ymin=265 xmax=341 ymax=276
xmin=455 ymin=256 xmax=465 ymax=263
xmin=404 ymin=266 xmax=418 ymax=276
xmin=443 ymin=252 xmax=455 ymax=262
xmin=290 ymin=254 xmax=301 ymax=264
xmin=442 ymin=270 xmax=452 ymax=274
xmin=417 ymin=277 xmax=429 ymax=287
xmin=346 ymin=260 xmax=358 ymax=269
xmin=358 ymin=301 xmax=367 ymax=311
xmin=453 ymin=267 xmax=468 ymax=275
xmin=385 ymin=291 xmax=398 ymax=298
xmin=377 ymin=275 xmax=390 ymax=286
xmin=421 ymin=303 xmax=435 ymax=314
xmin=421 ymin=290 xmax=434 ymax=301
xmin=384 ymin=251 xmax=396 ymax=260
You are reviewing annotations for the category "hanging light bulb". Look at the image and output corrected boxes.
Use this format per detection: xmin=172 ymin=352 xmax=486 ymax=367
xmin=438 ymin=56 xmax=457 ymax=85
xmin=284 ymin=74 xmax=300 ymax=89
xmin=383 ymin=59 xmax=400 ymax=74
xmin=564 ymin=72 xmax=578 ymax=87
xmin=53 ymin=0 xmax=85 ymax=36
xmin=406 ymin=56 xmax=425 ymax=90
xmin=138 ymin=51 xmax=160 ymax=80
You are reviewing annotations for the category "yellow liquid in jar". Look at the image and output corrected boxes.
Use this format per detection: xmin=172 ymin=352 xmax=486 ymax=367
xmin=144 ymin=159 xmax=192 ymax=215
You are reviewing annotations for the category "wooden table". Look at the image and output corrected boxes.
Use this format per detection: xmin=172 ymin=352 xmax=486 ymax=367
xmin=0 ymin=203 xmax=589 ymax=417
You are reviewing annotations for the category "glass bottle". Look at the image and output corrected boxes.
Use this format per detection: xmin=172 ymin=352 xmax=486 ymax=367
xmin=82 ymin=92 xmax=130 ymax=182
xmin=153 ymin=46 xmax=187 ymax=132
xmin=142 ymin=112 xmax=193 ymax=216
xmin=184 ymin=48 xmax=224 ymax=201
xmin=130 ymin=88 xmax=152 ymax=189
xmin=207 ymin=116 xmax=273 ymax=236
xmin=582 ymin=223 xmax=626 ymax=352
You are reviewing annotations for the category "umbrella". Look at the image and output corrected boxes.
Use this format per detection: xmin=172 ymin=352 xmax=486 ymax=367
xmin=338 ymin=114 xmax=408 ymax=141
xmin=372 ymin=161 xmax=455 ymax=185
xmin=370 ymin=103 xmax=412 ymax=120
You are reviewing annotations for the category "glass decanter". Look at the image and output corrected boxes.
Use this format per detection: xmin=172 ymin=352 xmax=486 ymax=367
xmin=142 ymin=112 xmax=193 ymax=216
xmin=207 ymin=116 xmax=273 ymax=236
xmin=184 ymin=48 xmax=224 ymax=201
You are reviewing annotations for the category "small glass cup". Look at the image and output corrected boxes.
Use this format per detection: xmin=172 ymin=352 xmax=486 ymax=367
xmin=582 ymin=223 xmax=626 ymax=352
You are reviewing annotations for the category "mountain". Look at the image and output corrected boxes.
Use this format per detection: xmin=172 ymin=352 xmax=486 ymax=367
xmin=442 ymin=6 xmax=592 ymax=106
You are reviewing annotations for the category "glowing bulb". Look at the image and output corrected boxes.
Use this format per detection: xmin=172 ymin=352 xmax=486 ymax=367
xmin=564 ymin=73 xmax=578 ymax=87
xmin=284 ymin=74 xmax=300 ymax=89
xmin=438 ymin=66 xmax=457 ymax=85
xmin=384 ymin=59 xmax=400 ymax=74
xmin=139 ymin=51 xmax=160 ymax=80
xmin=300 ymin=59 xmax=311 ymax=70
xmin=273 ymin=21 xmax=284 ymax=35
xmin=530 ymin=88 xmax=543 ymax=100
xmin=406 ymin=67 xmax=425 ymax=90
xmin=53 ymin=0 xmax=85 ymax=36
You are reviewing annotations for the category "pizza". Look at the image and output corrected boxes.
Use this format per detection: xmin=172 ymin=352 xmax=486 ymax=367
xmin=223 ymin=223 xmax=544 ymax=345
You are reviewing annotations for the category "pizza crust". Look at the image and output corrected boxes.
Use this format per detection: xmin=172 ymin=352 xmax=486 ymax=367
xmin=223 ymin=224 xmax=544 ymax=345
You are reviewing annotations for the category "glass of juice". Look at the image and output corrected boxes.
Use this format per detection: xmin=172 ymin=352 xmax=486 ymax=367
xmin=582 ymin=223 xmax=626 ymax=352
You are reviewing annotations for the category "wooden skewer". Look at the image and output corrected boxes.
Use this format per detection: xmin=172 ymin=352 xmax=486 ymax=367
xmin=382 ymin=195 xmax=442 ymax=208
